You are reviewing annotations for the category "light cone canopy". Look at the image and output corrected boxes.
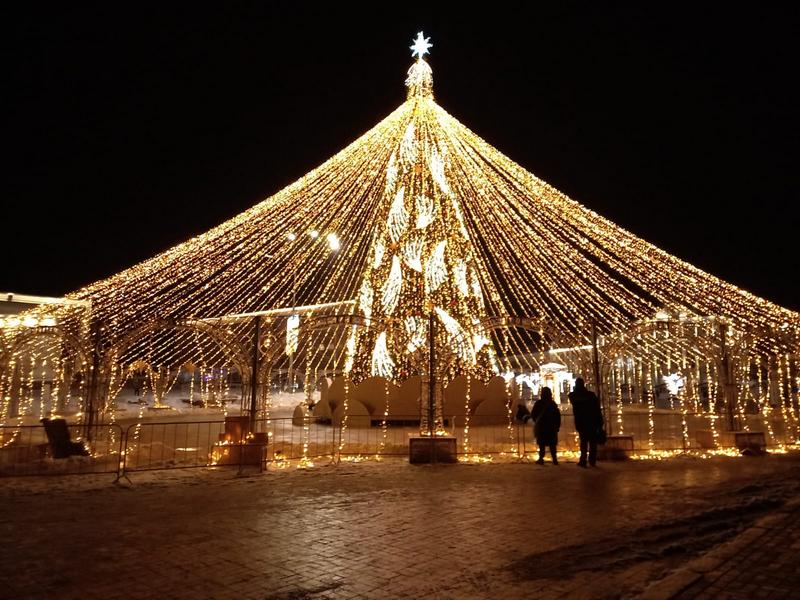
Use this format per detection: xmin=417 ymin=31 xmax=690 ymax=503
xmin=62 ymin=55 xmax=798 ymax=378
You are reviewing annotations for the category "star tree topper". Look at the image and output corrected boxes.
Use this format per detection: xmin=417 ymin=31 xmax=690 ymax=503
xmin=410 ymin=31 xmax=432 ymax=58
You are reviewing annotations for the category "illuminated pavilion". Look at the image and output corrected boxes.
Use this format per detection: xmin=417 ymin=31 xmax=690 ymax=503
xmin=2 ymin=33 xmax=799 ymax=455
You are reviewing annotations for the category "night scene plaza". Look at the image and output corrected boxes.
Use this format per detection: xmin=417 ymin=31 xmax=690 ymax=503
xmin=3 ymin=5 xmax=800 ymax=600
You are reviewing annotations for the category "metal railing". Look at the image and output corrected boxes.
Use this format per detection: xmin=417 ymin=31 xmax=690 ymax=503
xmin=262 ymin=417 xmax=338 ymax=463
xmin=121 ymin=420 xmax=226 ymax=473
xmin=0 ymin=422 xmax=123 ymax=477
xmin=1 ymin=409 xmax=796 ymax=479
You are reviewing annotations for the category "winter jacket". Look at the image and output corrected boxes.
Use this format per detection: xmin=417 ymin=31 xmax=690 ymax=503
xmin=569 ymin=385 xmax=604 ymax=437
xmin=531 ymin=397 xmax=561 ymax=444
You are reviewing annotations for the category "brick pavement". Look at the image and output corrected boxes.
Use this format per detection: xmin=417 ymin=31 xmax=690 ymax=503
xmin=645 ymin=497 xmax=800 ymax=599
xmin=1 ymin=455 xmax=800 ymax=599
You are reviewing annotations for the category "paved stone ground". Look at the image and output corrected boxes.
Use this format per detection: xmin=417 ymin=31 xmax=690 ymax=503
xmin=651 ymin=497 xmax=800 ymax=599
xmin=2 ymin=453 xmax=800 ymax=599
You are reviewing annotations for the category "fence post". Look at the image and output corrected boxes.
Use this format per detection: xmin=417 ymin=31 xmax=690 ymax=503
xmin=85 ymin=320 xmax=102 ymax=442
xmin=249 ymin=315 xmax=261 ymax=434
xmin=117 ymin=424 xmax=124 ymax=477
xmin=114 ymin=423 xmax=134 ymax=484
xmin=335 ymin=420 xmax=342 ymax=464
xmin=238 ymin=434 xmax=244 ymax=475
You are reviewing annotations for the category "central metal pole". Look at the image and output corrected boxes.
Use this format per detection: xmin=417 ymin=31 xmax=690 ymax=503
xmin=249 ymin=315 xmax=261 ymax=433
xmin=287 ymin=268 xmax=297 ymax=393
xmin=719 ymin=323 xmax=736 ymax=430
xmin=85 ymin=320 xmax=102 ymax=442
xmin=428 ymin=311 xmax=435 ymax=438
xmin=591 ymin=319 xmax=605 ymax=432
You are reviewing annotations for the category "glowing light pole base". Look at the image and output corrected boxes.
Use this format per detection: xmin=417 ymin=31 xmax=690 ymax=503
xmin=596 ymin=435 xmax=635 ymax=461
xmin=409 ymin=434 xmax=457 ymax=464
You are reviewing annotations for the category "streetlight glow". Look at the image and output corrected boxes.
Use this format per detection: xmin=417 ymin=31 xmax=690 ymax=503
xmin=327 ymin=233 xmax=340 ymax=251
xmin=309 ymin=230 xmax=319 ymax=239
xmin=287 ymin=232 xmax=297 ymax=241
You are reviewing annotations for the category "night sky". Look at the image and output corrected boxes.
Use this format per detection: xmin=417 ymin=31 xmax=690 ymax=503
xmin=4 ymin=3 xmax=799 ymax=311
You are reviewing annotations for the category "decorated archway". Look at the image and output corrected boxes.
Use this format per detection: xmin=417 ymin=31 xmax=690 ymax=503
xmin=100 ymin=318 xmax=252 ymax=413
xmin=0 ymin=324 xmax=89 ymax=424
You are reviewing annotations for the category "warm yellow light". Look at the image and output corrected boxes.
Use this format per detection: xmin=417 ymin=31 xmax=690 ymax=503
xmin=2 ymin=33 xmax=795 ymax=456
xmin=327 ymin=233 xmax=340 ymax=251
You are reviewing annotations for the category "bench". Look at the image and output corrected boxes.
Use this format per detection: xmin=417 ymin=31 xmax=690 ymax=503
xmin=40 ymin=418 xmax=89 ymax=459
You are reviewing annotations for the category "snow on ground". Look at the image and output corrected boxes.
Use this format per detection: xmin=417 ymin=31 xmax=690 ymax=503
xmin=107 ymin=388 xmax=310 ymax=423
xmin=10 ymin=388 xmax=310 ymax=427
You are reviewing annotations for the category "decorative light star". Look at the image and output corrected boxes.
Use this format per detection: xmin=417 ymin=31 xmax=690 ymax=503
xmin=410 ymin=31 xmax=432 ymax=58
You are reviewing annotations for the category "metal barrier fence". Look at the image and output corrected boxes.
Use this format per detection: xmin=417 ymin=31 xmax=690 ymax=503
xmin=262 ymin=417 xmax=338 ymax=463
xmin=0 ymin=422 xmax=123 ymax=477
xmin=335 ymin=415 xmax=422 ymax=459
xmin=602 ymin=411 xmax=797 ymax=453
xmin=122 ymin=420 xmax=226 ymax=473
xmin=1 ymin=409 xmax=796 ymax=478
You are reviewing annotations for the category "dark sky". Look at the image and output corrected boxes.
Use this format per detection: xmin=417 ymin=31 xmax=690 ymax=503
xmin=4 ymin=3 xmax=799 ymax=310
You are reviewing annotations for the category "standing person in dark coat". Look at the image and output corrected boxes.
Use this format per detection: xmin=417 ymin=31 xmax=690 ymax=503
xmin=531 ymin=386 xmax=560 ymax=465
xmin=569 ymin=377 xmax=604 ymax=467
xmin=133 ymin=371 xmax=143 ymax=398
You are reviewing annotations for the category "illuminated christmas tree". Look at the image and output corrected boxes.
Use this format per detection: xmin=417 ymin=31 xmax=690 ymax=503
xmin=4 ymin=33 xmax=797 ymax=439
xmin=343 ymin=33 xmax=500 ymax=431
xmin=347 ymin=33 xmax=495 ymax=383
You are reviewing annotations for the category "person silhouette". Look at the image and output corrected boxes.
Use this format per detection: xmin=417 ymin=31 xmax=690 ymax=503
xmin=531 ymin=386 xmax=560 ymax=465
xmin=569 ymin=377 xmax=604 ymax=467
